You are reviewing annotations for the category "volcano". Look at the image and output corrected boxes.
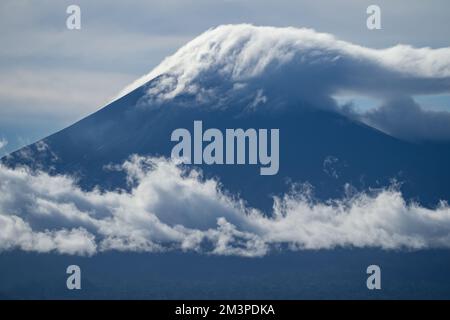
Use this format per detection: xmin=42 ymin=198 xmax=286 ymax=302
xmin=2 ymin=24 xmax=450 ymax=299
xmin=2 ymin=25 xmax=450 ymax=211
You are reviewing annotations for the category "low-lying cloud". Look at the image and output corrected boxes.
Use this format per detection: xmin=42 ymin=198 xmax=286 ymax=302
xmin=1 ymin=155 xmax=450 ymax=257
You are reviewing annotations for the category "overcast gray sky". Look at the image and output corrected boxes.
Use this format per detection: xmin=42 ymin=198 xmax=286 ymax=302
xmin=0 ymin=0 xmax=449 ymax=156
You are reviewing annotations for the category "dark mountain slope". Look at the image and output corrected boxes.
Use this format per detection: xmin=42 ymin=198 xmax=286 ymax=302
xmin=3 ymin=79 xmax=450 ymax=212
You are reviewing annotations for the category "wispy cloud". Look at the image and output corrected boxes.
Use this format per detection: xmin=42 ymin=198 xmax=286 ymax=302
xmin=0 ymin=138 xmax=7 ymax=150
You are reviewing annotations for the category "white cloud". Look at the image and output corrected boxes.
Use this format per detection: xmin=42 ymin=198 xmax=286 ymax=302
xmin=0 ymin=214 xmax=96 ymax=256
xmin=118 ymin=24 xmax=450 ymax=100
xmin=0 ymin=138 xmax=7 ymax=150
xmin=116 ymin=24 xmax=450 ymax=141
xmin=1 ymin=155 xmax=450 ymax=256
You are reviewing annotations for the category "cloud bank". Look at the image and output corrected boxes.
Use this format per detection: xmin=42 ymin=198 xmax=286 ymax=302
xmin=1 ymin=155 xmax=450 ymax=257
xmin=118 ymin=24 xmax=450 ymax=141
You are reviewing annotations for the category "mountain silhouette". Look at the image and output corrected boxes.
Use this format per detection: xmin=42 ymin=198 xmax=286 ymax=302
xmin=2 ymin=84 xmax=450 ymax=211
xmin=2 ymin=24 xmax=450 ymax=299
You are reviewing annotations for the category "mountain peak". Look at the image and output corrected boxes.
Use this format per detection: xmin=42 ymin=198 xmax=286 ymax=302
xmin=2 ymin=25 xmax=450 ymax=206
xmin=114 ymin=24 xmax=450 ymax=114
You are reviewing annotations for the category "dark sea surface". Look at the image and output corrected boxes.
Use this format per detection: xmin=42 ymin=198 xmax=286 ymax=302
xmin=1 ymin=249 xmax=450 ymax=299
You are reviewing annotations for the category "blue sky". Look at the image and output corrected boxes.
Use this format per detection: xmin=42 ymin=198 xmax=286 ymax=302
xmin=1 ymin=0 xmax=450 ymax=156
